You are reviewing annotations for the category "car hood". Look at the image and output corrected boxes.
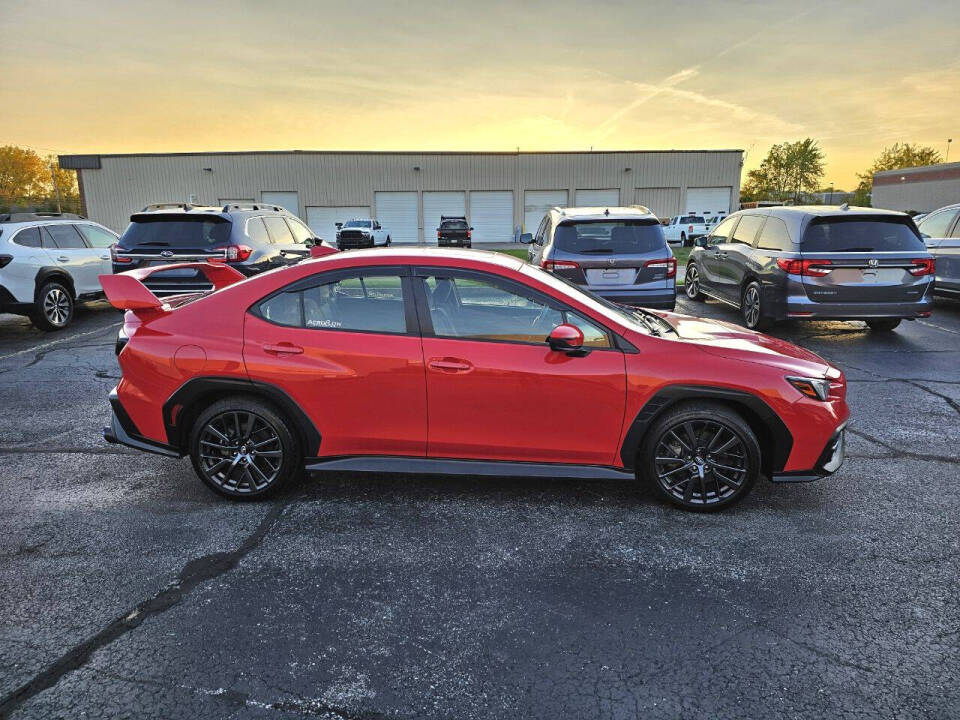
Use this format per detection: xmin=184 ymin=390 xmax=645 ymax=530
xmin=653 ymin=311 xmax=833 ymax=376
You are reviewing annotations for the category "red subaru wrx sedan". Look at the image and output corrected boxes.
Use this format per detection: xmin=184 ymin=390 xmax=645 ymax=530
xmin=100 ymin=248 xmax=848 ymax=512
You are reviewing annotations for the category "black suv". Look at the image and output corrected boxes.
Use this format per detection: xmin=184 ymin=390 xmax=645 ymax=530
xmin=112 ymin=203 xmax=333 ymax=296
xmin=684 ymin=206 xmax=934 ymax=331
xmin=437 ymin=216 xmax=472 ymax=247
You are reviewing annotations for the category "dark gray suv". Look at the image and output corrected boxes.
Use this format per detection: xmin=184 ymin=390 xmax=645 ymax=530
xmin=684 ymin=206 xmax=935 ymax=331
xmin=522 ymin=206 xmax=676 ymax=310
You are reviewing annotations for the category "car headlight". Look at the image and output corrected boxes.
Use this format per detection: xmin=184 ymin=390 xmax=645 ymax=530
xmin=786 ymin=376 xmax=831 ymax=401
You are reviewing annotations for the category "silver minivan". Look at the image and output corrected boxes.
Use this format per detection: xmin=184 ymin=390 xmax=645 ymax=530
xmin=522 ymin=206 xmax=677 ymax=310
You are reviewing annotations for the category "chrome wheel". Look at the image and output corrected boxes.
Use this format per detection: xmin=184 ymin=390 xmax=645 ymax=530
xmin=685 ymin=265 xmax=700 ymax=298
xmin=743 ymin=285 xmax=761 ymax=328
xmin=654 ymin=419 xmax=749 ymax=506
xmin=198 ymin=411 xmax=283 ymax=494
xmin=43 ymin=287 xmax=71 ymax=327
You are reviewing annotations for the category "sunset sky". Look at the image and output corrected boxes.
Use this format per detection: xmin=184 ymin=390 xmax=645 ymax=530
xmin=1 ymin=0 xmax=957 ymax=188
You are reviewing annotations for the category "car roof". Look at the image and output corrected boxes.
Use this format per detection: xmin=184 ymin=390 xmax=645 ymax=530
xmin=303 ymin=246 xmax=524 ymax=271
xmin=551 ymin=205 xmax=657 ymax=221
xmin=132 ymin=203 xmax=295 ymax=221
xmin=727 ymin=205 xmax=915 ymax=244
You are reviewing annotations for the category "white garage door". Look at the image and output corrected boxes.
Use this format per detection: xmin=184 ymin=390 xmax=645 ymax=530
xmin=422 ymin=191 xmax=467 ymax=244
xmin=574 ymin=189 xmax=620 ymax=208
xmin=375 ymin=192 xmax=419 ymax=244
xmin=261 ymin=191 xmax=300 ymax=218
xmin=306 ymin=206 xmax=370 ymax=245
xmin=635 ymin=187 xmax=681 ymax=219
xmin=686 ymin=187 xmax=732 ymax=216
xmin=469 ymin=191 xmax=514 ymax=244
xmin=524 ymin=190 xmax=568 ymax=233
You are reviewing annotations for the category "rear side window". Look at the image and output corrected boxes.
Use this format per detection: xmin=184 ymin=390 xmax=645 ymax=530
xmin=121 ymin=216 xmax=231 ymax=248
xmin=553 ymin=220 xmax=665 ymax=255
xmin=802 ymin=217 xmax=926 ymax=253
xmin=264 ymin=216 xmax=294 ymax=244
xmin=258 ymin=273 xmax=408 ymax=334
xmin=44 ymin=224 xmax=86 ymax=249
xmin=732 ymin=215 xmax=764 ymax=245
xmin=13 ymin=226 xmax=41 ymax=247
xmin=246 ymin=217 xmax=269 ymax=245
xmin=756 ymin=217 xmax=792 ymax=251
xmin=77 ymin=224 xmax=117 ymax=248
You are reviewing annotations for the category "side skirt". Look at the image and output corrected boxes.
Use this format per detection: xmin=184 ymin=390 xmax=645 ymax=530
xmin=304 ymin=456 xmax=636 ymax=480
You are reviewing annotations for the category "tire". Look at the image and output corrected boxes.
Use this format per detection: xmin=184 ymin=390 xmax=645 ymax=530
xmin=640 ymin=401 xmax=760 ymax=512
xmin=866 ymin=318 xmax=901 ymax=332
xmin=31 ymin=281 xmax=74 ymax=331
xmin=386 ymin=236 xmax=391 ymax=246
xmin=189 ymin=396 xmax=302 ymax=500
xmin=466 ymin=242 xmax=472 ymax=248
xmin=680 ymin=232 xmax=687 ymax=247
xmin=685 ymin=264 xmax=704 ymax=301
xmin=741 ymin=281 xmax=771 ymax=331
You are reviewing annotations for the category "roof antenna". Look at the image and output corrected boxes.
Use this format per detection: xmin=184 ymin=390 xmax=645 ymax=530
xmin=604 ymin=208 xmax=610 ymax=216
xmin=839 ymin=202 xmax=849 ymax=211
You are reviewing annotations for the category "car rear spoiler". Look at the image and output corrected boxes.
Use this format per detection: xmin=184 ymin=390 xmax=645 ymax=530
xmin=99 ymin=263 xmax=246 ymax=314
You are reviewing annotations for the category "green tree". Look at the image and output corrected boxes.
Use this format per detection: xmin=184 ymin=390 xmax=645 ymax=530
xmin=741 ymin=138 xmax=825 ymax=203
xmin=853 ymin=143 xmax=942 ymax=207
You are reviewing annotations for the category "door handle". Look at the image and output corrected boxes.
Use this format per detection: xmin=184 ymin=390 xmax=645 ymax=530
xmin=428 ymin=357 xmax=473 ymax=373
xmin=263 ymin=342 xmax=304 ymax=356
xmin=57 ymin=255 xmax=69 ymax=262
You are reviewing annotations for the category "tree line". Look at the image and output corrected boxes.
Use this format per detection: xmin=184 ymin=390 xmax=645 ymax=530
xmin=0 ymin=145 xmax=81 ymax=214
xmin=740 ymin=139 xmax=943 ymax=206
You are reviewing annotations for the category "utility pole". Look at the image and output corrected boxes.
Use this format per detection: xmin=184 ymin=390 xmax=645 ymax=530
xmin=49 ymin=163 xmax=62 ymax=214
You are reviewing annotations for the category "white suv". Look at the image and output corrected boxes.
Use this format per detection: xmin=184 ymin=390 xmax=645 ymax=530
xmin=0 ymin=212 xmax=118 ymax=330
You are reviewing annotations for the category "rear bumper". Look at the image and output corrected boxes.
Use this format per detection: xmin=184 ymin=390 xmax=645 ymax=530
xmin=438 ymin=238 xmax=470 ymax=246
xmin=771 ymin=424 xmax=846 ymax=483
xmin=589 ymin=286 xmax=677 ymax=309
xmin=782 ymin=296 xmax=934 ymax=319
xmin=0 ymin=284 xmax=33 ymax=315
xmin=103 ymin=389 xmax=181 ymax=457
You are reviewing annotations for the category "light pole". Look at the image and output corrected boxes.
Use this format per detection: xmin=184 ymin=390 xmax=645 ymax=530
xmin=947 ymin=139 xmax=953 ymax=163
xmin=829 ymin=182 xmax=834 ymax=205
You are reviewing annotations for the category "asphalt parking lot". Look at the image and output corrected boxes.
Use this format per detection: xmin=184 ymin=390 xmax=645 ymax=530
xmin=1 ymin=291 xmax=958 ymax=719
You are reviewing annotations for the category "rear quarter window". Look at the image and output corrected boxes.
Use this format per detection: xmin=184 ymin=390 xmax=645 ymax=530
xmin=553 ymin=220 xmax=665 ymax=255
xmin=756 ymin=217 xmax=792 ymax=251
xmin=12 ymin=226 xmax=42 ymax=247
xmin=802 ymin=217 xmax=926 ymax=253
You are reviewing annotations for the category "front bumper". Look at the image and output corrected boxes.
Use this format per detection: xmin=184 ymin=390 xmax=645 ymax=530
xmin=771 ymin=424 xmax=846 ymax=483
xmin=337 ymin=236 xmax=375 ymax=249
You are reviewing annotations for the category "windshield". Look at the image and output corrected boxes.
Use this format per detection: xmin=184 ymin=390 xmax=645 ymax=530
xmin=521 ymin=263 xmax=665 ymax=335
xmin=553 ymin=220 xmax=665 ymax=255
xmin=344 ymin=220 xmax=370 ymax=228
xmin=120 ymin=216 xmax=231 ymax=248
xmin=680 ymin=215 xmax=705 ymax=224
xmin=802 ymin=217 xmax=925 ymax=253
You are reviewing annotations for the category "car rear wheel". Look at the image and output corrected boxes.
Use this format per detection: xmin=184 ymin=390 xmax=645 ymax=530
xmin=741 ymin=281 xmax=771 ymax=331
xmin=641 ymin=402 xmax=760 ymax=512
xmin=386 ymin=236 xmax=391 ymax=246
xmin=680 ymin=232 xmax=687 ymax=247
xmin=866 ymin=318 xmax=901 ymax=332
xmin=685 ymin=264 xmax=704 ymax=300
xmin=31 ymin=281 xmax=74 ymax=331
xmin=189 ymin=397 xmax=301 ymax=500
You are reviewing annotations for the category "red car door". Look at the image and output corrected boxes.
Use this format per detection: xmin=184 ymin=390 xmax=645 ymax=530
xmin=414 ymin=268 xmax=626 ymax=466
xmin=243 ymin=268 xmax=427 ymax=458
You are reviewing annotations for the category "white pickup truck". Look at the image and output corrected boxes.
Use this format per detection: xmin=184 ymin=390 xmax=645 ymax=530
xmin=335 ymin=218 xmax=391 ymax=249
xmin=663 ymin=214 xmax=708 ymax=247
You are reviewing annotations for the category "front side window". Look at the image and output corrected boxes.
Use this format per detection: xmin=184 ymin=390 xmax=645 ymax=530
xmin=43 ymin=224 xmax=86 ymax=249
xmin=731 ymin=215 xmax=764 ymax=245
xmin=553 ymin=220 xmax=665 ymax=255
xmin=263 ymin=216 xmax=294 ymax=244
xmin=710 ymin=215 xmax=739 ymax=242
xmin=756 ymin=217 xmax=792 ymax=251
xmin=257 ymin=272 xmax=408 ymax=334
xmin=917 ymin=209 xmax=958 ymax=239
xmin=77 ymin=224 xmax=118 ymax=248
xmin=13 ymin=226 xmax=41 ymax=248
xmin=422 ymin=271 xmax=610 ymax=347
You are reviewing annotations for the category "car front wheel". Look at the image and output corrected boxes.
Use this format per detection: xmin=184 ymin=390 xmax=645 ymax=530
xmin=189 ymin=397 xmax=301 ymax=499
xmin=32 ymin=281 xmax=74 ymax=331
xmin=641 ymin=402 xmax=760 ymax=512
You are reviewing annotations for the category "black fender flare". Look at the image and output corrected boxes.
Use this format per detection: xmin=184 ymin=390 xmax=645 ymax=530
xmin=619 ymin=385 xmax=793 ymax=474
xmin=34 ymin=266 xmax=77 ymax=300
xmin=163 ymin=377 xmax=322 ymax=455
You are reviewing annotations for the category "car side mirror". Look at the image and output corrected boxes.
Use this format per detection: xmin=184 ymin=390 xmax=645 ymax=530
xmin=469 ymin=226 xmax=474 ymax=231
xmin=695 ymin=237 xmax=709 ymax=247
xmin=547 ymin=323 xmax=585 ymax=354
xmin=520 ymin=233 xmax=534 ymax=244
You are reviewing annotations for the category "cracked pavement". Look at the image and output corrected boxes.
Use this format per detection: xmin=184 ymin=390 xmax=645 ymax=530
xmin=0 ymin=295 xmax=958 ymax=719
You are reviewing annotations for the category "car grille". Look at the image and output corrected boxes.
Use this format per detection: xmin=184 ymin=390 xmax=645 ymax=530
xmin=339 ymin=230 xmax=367 ymax=241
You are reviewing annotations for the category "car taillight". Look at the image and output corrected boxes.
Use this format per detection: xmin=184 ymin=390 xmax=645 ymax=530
xmin=0 ymin=254 xmax=12 ymax=269
xmin=219 ymin=244 xmax=252 ymax=262
xmin=688 ymin=225 xmax=694 ymax=232
xmin=437 ymin=230 xmax=442 ymax=239
xmin=776 ymin=258 xmax=832 ymax=277
xmin=541 ymin=259 xmax=580 ymax=271
xmin=644 ymin=257 xmax=677 ymax=278
xmin=111 ymin=244 xmax=133 ymax=264
xmin=908 ymin=258 xmax=935 ymax=276
xmin=467 ymin=229 xmax=472 ymax=238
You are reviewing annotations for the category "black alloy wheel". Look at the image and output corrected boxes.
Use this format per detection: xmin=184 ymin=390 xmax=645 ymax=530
xmin=641 ymin=402 xmax=760 ymax=511
xmin=685 ymin=264 xmax=704 ymax=300
xmin=190 ymin=397 xmax=301 ymax=499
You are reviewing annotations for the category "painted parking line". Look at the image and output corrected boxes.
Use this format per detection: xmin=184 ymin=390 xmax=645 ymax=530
xmin=0 ymin=321 xmax=122 ymax=362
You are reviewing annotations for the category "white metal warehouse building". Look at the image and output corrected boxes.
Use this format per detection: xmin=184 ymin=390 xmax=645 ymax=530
xmin=59 ymin=150 xmax=743 ymax=244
